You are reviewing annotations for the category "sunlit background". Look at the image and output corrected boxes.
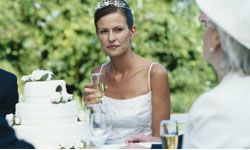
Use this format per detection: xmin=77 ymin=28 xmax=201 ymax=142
xmin=0 ymin=0 xmax=218 ymax=113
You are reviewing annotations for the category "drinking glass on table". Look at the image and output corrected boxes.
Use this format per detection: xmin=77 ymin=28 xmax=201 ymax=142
xmin=160 ymin=120 xmax=179 ymax=149
xmin=89 ymin=113 xmax=112 ymax=148
xmin=176 ymin=122 xmax=187 ymax=149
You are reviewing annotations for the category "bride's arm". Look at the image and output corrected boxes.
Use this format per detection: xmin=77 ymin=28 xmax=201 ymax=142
xmin=150 ymin=64 xmax=171 ymax=137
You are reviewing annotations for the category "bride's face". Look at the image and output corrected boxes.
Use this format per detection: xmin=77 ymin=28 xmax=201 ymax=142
xmin=96 ymin=12 xmax=136 ymax=58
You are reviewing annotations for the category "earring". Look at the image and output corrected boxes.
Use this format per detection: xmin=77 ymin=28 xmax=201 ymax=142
xmin=210 ymin=47 xmax=214 ymax=52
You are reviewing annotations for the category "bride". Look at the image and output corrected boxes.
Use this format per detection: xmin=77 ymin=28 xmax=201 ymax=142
xmin=83 ymin=0 xmax=170 ymax=144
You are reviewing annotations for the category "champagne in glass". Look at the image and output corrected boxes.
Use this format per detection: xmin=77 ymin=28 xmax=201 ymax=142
xmin=91 ymin=73 xmax=105 ymax=100
xmin=160 ymin=120 xmax=179 ymax=149
xmin=97 ymin=82 xmax=105 ymax=96
xmin=89 ymin=73 xmax=105 ymax=114
xmin=161 ymin=134 xmax=179 ymax=149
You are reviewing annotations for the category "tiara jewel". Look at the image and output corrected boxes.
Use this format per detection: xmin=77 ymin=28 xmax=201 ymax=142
xmin=95 ymin=0 xmax=130 ymax=11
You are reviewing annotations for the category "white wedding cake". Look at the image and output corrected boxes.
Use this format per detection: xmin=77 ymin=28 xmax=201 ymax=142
xmin=7 ymin=70 xmax=90 ymax=148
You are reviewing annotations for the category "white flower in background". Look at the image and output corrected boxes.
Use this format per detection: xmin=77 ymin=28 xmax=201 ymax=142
xmin=33 ymin=2 xmax=41 ymax=9
xmin=6 ymin=114 xmax=14 ymax=126
xmin=51 ymin=92 xmax=62 ymax=103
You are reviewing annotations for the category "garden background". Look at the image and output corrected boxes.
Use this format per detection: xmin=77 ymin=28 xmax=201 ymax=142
xmin=0 ymin=0 xmax=218 ymax=113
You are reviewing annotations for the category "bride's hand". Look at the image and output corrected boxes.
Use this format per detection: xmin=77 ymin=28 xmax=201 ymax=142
xmin=82 ymin=83 xmax=102 ymax=105
xmin=125 ymin=134 xmax=160 ymax=144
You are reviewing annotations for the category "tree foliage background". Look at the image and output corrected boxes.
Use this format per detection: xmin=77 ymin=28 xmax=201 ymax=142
xmin=0 ymin=0 xmax=217 ymax=113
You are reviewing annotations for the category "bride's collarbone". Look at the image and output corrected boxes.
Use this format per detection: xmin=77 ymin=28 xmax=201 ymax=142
xmin=106 ymin=80 xmax=149 ymax=98
xmin=107 ymin=69 xmax=147 ymax=82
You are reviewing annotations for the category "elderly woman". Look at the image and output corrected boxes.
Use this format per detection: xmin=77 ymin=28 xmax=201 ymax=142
xmin=125 ymin=0 xmax=250 ymax=148
xmin=184 ymin=0 xmax=250 ymax=148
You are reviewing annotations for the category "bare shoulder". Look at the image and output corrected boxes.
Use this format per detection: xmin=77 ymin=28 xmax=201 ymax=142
xmin=150 ymin=63 xmax=168 ymax=77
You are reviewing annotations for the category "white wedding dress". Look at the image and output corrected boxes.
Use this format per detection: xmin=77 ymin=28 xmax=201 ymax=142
xmin=100 ymin=63 xmax=156 ymax=144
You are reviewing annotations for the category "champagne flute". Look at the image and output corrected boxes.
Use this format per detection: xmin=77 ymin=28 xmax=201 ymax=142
xmin=160 ymin=120 xmax=179 ymax=149
xmin=91 ymin=73 xmax=105 ymax=103
xmin=88 ymin=73 xmax=105 ymax=114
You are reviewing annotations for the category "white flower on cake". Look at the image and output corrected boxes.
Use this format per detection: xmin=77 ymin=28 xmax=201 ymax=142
xmin=58 ymin=140 xmax=74 ymax=149
xmin=58 ymin=139 xmax=87 ymax=149
xmin=51 ymin=92 xmax=62 ymax=103
xmin=20 ymin=76 xmax=30 ymax=82
xmin=14 ymin=117 xmax=21 ymax=125
xmin=21 ymin=69 xmax=53 ymax=83
xmin=61 ymin=92 xmax=73 ymax=102
xmin=51 ymin=85 xmax=74 ymax=104
xmin=74 ymin=140 xmax=87 ymax=149
xmin=6 ymin=113 xmax=21 ymax=126
xmin=6 ymin=113 xmax=14 ymax=126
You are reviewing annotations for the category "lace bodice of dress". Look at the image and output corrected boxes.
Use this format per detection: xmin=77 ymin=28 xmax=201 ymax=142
xmin=102 ymin=92 xmax=152 ymax=144
xmin=99 ymin=62 xmax=157 ymax=144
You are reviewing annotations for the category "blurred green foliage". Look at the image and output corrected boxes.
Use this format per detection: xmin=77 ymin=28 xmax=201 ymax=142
xmin=0 ymin=0 xmax=218 ymax=112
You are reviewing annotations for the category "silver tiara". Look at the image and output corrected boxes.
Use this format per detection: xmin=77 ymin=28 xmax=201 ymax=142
xmin=95 ymin=0 xmax=130 ymax=11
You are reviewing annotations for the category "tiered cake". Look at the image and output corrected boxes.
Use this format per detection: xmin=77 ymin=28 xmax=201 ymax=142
xmin=9 ymin=70 xmax=90 ymax=148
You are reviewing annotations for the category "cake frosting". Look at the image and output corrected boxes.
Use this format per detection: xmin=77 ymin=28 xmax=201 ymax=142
xmin=8 ymin=70 xmax=90 ymax=148
xmin=23 ymin=80 xmax=67 ymax=103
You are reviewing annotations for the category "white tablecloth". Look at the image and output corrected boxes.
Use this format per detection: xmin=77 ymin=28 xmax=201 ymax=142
xmin=101 ymin=142 xmax=161 ymax=149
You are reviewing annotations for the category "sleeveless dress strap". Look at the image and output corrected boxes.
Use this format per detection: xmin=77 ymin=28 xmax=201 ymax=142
xmin=99 ymin=63 xmax=107 ymax=73
xmin=101 ymin=62 xmax=155 ymax=91
xmin=147 ymin=62 xmax=157 ymax=92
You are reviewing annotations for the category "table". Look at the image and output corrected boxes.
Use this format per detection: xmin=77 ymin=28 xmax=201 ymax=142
xmin=98 ymin=142 xmax=161 ymax=149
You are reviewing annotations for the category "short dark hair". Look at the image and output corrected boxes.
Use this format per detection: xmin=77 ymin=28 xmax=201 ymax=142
xmin=94 ymin=1 xmax=134 ymax=31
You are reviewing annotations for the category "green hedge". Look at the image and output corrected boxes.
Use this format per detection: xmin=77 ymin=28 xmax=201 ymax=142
xmin=0 ymin=0 xmax=217 ymax=112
